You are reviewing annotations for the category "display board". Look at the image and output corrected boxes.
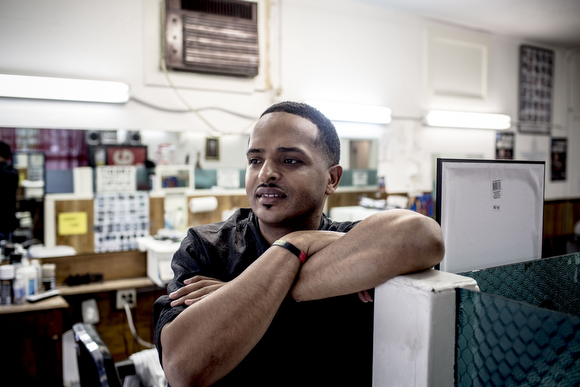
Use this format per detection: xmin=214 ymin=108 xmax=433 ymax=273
xmin=436 ymin=159 xmax=545 ymax=273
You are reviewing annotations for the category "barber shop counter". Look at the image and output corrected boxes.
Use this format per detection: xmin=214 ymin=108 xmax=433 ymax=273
xmin=1 ymin=186 xmax=383 ymax=384
xmin=0 ymin=250 xmax=166 ymax=386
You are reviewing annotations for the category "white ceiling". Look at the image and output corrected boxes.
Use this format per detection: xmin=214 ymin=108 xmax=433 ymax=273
xmin=360 ymin=0 xmax=580 ymax=49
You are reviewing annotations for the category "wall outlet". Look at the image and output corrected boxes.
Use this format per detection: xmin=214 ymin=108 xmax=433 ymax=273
xmin=116 ymin=289 xmax=136 ymax=310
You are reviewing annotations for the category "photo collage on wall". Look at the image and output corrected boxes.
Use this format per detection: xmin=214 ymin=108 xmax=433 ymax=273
xmin=518 ymin=45 xmax=554 ymax=135
xmin=93 ymin=192 xmax=149 ymax=253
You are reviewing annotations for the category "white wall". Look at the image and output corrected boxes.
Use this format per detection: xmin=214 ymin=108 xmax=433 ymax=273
xmin=0 ymin=0 xmax=578 ymax=199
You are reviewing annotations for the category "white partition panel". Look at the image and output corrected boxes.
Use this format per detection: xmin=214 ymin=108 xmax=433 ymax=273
xmin=373 ymin=270 xmax=478 ymax=387
xmin=436 ymin=159 xmax=545 ymax=273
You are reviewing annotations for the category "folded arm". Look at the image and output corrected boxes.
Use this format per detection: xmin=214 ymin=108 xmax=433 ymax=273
xmin=159 ymin=231 xmax=346 ymax=387
xmin=288 ymin=209 xmax=444 ymax=301
xmin=161 ymin=209 xmax=444 ymax=386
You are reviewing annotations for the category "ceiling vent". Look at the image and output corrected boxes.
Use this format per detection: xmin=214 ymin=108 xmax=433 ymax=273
xmin=164 ymin=0 xmax=259 ymax=77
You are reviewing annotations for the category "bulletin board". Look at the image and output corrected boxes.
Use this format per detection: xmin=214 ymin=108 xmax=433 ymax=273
xmin=436 ymin=159 xmax=545 ymax=273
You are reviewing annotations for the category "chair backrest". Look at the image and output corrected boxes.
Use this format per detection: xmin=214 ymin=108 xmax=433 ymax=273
xmin=72 ymin=323 xmax=122 ymax=387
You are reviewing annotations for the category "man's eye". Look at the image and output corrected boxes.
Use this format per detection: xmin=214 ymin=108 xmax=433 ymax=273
xmin=283 ymin=158 xmax=299 ymax=164
xmin=248 ymin=158 xmax=260 ymax=165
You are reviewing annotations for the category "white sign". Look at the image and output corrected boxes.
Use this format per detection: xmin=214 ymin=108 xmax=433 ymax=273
xmin=96 ymin=166 xmax=136 ymax=193
xmin=353 ymin=170 xmax=369 ymax=186
xmin=217 ymin=169 xmax=240 ymax=188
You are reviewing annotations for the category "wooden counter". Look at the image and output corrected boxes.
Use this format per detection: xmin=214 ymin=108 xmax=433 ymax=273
xmin=58 ymin=277 xmax=154 ymax=296
xmin=0 ymin=277 xmax=154 ymax=314
xmin=1 ymin=296 xmax=68 ymax=385
xmin=0 ymin=295 xmax=69 ymax=315
xmin=0 ymin=246 xmax=164 ymax=385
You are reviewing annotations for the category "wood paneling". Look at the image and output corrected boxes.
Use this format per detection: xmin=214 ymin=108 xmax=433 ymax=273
xmin=543 ymin=199 xmax=580 ymax=238
xmin=41 ymin=250 xmax=147 ymax=285
xmin=55 ymin=199 xmax=95 ymax=253
xmin=149 ymin=196 xmax=165 ymax=235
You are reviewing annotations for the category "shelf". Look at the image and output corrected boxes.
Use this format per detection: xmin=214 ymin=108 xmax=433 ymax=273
xmin=58 ymin=277 xmax=157 ymax=296
xmin=0 ymin=295 xmax=69 ymax=315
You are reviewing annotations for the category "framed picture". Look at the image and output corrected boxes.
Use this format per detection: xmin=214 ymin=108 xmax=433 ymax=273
xmin=495 ymin=132 xmax=514 ymax=160
xmin=518 ymin=45 xmax=554 ymax=135
xmin=551 ymin=138 xmax=567 ymax=181
xmin=205 ymin=137 xmax=220 ymax=160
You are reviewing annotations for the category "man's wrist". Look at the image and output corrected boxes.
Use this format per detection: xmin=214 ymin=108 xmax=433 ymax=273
xmin=271 ymin=240 xmax=308 ymax=264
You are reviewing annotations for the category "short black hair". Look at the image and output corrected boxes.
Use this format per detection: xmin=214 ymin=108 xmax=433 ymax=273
xmin=260 ymin=101 xmax=340 ymax=167
xmin=0 ymin=141 xmax=11 ymax=160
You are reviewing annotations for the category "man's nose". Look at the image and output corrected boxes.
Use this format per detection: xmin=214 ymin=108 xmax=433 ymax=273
xmin=258 ymin=160 xmax=280 ymax=183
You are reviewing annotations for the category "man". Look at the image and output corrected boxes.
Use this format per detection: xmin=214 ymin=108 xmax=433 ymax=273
xmin=0 ymin=141 xmax=19 ymax=241
xmin=153 ymin=101 xmax=444 ymax=387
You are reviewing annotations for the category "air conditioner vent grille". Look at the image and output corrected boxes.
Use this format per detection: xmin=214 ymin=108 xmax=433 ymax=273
xmin=165 ymin=0 xmax=259 ymax=77
xmin=180 ymin=0 xmax=253 ymax=20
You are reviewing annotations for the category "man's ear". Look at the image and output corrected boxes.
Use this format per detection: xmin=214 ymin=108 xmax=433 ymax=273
xmin=325 ymin=165 xmax=343 ymax=195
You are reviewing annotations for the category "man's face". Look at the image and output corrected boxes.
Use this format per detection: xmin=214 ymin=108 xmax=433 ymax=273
xmin=245 ymin=112 xmax=339 ymax=230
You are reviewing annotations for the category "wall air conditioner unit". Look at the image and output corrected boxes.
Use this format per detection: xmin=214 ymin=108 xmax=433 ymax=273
xmin=164 ymin=0 xmax=259 ymax=78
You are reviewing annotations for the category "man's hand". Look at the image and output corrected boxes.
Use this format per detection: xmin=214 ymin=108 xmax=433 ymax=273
xmin=169 ymin=276 xmax=226 ymax=307
xmin=357 ymin=290 xmax=373 ymax=303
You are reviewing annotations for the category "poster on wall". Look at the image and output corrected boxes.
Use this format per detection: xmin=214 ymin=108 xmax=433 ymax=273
xmin=93 ymin=192 xmax=149 ymax=253
xmin=495 ymin=132 xmax=514 ymax=160
xmin=518 ymin=45 xmax=554 ymax=135
xmin=96 ymin=166 xmax=137 ymax=193
xmin=551 ymin=138 xmax=567 ymax=181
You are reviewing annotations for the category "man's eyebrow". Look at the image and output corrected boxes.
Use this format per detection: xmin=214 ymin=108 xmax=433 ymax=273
xmin=277 ymin=147 xmax=306 ymax=154
xmin=246 ymin=147 xmax=306 ymax=156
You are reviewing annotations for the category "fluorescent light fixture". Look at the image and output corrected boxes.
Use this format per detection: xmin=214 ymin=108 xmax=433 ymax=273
xmin=333 ymin=122 xmax=384 ymax=139
xmin=306 ymin=100 xmax=391 ymax=124
xmin=425 ymin=110 xmax=511 ymax=130
xmin=0 ymin=74 xmax=130 ymax=103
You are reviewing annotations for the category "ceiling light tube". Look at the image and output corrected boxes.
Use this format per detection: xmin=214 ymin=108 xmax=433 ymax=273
xmin=0 ymin=74 xmax=130 ymax=103
xmin=306 ymin=100 xmax=392 ymax=124
xmin=425 ymin=110 xmax=511 ymax=130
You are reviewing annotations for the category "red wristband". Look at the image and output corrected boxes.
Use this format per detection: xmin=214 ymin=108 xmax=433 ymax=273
xmin=272 ymin=240 xmax=308 ymax=264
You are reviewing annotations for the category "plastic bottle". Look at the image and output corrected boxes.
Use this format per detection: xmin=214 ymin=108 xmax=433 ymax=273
xmin=16 ymin=262 xmax=37 ymax=296
xmin=30 ymin=259 xmax=43 ymax=294
xmin=175 ymin=207 xmax=184 ymax=230
xmin=13 ymin=274 xmax=25 ymax=305
xmin=0 ymin=265 xmax=15 ymax=305
xmin=42 ymin=263 xmax=57 ymax=291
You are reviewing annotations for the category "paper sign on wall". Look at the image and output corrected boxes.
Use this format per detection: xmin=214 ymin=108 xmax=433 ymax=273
xmin=96 ymin=166 xmax=136 ymax=193
xmin=353 ymin=170 xmax=369 ymax=186
xmin=58 ymin=212 xmax=88 ymax=235
xmin=217 ymin=169 xmax=240 ymax=188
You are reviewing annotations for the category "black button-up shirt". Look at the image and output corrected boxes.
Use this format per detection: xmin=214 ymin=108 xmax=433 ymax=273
xmin=153 ymin=208 xmax=373 ymax=386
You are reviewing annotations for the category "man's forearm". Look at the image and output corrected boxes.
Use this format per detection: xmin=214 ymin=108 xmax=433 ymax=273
xmin=290 ymin=210 xmax=445 ymax=301
xmin=161 ymin=247 xmax=302 ymax=387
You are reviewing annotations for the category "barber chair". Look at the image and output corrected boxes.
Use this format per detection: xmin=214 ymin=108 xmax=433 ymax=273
xmin=72 ymin=323 xmax=135 ymax=387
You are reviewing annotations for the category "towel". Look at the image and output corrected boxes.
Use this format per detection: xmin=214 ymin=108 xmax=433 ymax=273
xmin=123 ymin=349 xmax=166 ymax=387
